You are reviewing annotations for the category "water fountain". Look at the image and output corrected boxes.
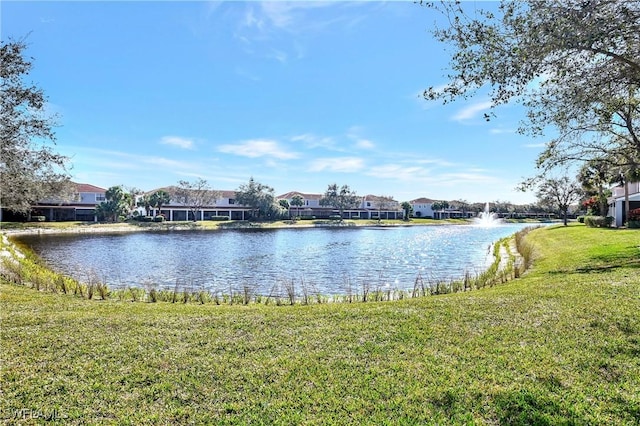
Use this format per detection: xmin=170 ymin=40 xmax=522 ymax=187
xmin=475 ymin=202 xmax=502 ymax=226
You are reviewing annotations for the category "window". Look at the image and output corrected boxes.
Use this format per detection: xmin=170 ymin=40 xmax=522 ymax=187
xmin=229 ymin=199 xmax=235 ymax=205
xmin=96 ymin=194 xmax=106 ymax=202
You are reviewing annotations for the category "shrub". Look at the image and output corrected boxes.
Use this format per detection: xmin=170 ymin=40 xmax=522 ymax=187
xmin=584 ymin=216 xmax=613 ymax=228
xmin=628 ymin=209 xmax=640 ymax=228
xmin=154 ymin=215 xmax=165 ymax=222
xmin=629 ymin=208 xmax=640 ymax=221
xmin=577 ymin=215 xmax=586 ymax=224
xmin=329 ymin=215 xmax=342 ymax=220
xmin=210 ymin=216 xmax=230 ymax=221
xmin=31 ymin=216 xmax=46 ymax=222
xmin=149 ymin=288 xmax=158 ymax=303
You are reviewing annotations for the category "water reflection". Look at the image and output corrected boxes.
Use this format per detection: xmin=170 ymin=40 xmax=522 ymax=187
xmin=16 ymin=224 xmax=533 ymax=295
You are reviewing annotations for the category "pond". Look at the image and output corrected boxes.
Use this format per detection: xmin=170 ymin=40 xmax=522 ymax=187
xmin=16 ymin=224 xmax=535 ymax=296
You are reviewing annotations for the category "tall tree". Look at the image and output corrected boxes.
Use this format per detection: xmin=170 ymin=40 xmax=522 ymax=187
xmin=423 ymin=1 xmax=640 ymax=180
xmin=577 ymin=159 xmax=615 ymax=216
xmin=95 ymin=186 xmax=130 ymax=222
xmin=1 ymin=38 xmax=71 ymax=217
xmin=278 ymin=199 xmax=290 ymax=217
xmin=374 ymin=195 xmax=397 ymax=222
xmin=290 ymin=195 xmax=304 ymax=219
xmin=431 ymin=200 xmax=449 ymax=212
xmin=173 ymin=178 xmax=219 ymax=222
xmin=234 ymin=177 xmax=280 ymax=220
xmin=535 ymin=176 xmax=583 ymax=226
xmin=320 ymin=184 xmax=358 ymax=219
xmin=136 ymin=194 xmax=153 ymax=217
xmin=124 ymin=186 xmax=142 ymax=213
xmin=401 ymin=201 xmax=413 ymax=220
xmin=149 ymin=189 xmax=171 ymax=218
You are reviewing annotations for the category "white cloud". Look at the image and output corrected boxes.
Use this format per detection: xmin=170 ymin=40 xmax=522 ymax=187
xmin=235 ymin=67 xmax=261 ymax=81
xmin=346 ymin=126 xmax=376 ymax=150
xmin=414 ymin=158 xmax=457 ymax=167
xmin=160 ymin=136 xmax=195 ymax=150
xmin=218 ymin=139 xmax=300 ymax=160
xmin=452 ymin=101 xmax=493 ymax=122
xmin=235 ymin=2 xmax=371 ymax=63
xmin=144 ymin=156 xmax=194 ymax=170
xmin=437 ymin=172 xmax=501 ymax=186
xmin=355 ymin=139 xmax=375 ymax=150
xmin=268 ymin=48 xmax=288 ymax=63
xmin=365 ymin=164 xmax=430 ymax=181
xmin=309 ymin=157 xmax=365 ymax=173
xmin=291 ymin=133 xmax=337 ymax=150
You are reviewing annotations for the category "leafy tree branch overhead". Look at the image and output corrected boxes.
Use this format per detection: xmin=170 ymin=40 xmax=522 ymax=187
xmin=1 ymin=37 xmax=72 ymax=216
xmin=422 ymin=0 xmax=640 ymax=183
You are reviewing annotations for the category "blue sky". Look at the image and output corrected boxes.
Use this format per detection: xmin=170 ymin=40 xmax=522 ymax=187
xmin=3 ymin=1 xmax=546 ymax=204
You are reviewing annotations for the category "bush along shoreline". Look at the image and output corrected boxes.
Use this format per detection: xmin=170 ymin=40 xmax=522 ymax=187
xmin=0 ymin=227 xmax=538 ymax=306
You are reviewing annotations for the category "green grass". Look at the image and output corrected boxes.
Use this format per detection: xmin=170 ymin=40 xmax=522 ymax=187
xmin=1 ymin=217 xmax=472 ymax=233
xmin=1 ymin=224 xmax=639 ymax=424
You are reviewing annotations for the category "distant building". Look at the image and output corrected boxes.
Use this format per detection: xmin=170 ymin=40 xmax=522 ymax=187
xmin=276 ymin=192 xmax=403 ymax=219
xmin=33 ymin=182 xmax=107 ymax=222
xmin=140 ymin=188 xmax=252 ymax=221
xmin=409 ymin=198 xmax=436 ymax=218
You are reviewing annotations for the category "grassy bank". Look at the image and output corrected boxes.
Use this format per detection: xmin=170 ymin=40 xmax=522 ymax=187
xmin=0 ymin=228 xmax=527 ymax=305
xmin=1 ymin=225 xmax=638 ymax=424
xmin=0 ymin=217 xmax=478 ymax=235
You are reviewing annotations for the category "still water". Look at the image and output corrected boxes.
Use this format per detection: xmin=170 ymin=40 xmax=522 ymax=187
xmin=16 ymin=224 xmax=533 ymax=295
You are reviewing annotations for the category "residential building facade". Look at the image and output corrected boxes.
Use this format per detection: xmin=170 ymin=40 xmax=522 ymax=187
xmin=142 ymin=188 xmax=251 ymax=221
xmin=409 ymin=198 xmax=436 ymax=218
xmin=276 ymin=192 xmax=403 ymax=220
xmin=608 ymin=181 xmax=640 ymax=227
xmin=33 ymin=183 xmax=107 ymax=222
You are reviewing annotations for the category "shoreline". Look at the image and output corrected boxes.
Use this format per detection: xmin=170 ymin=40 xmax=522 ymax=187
xmin=0 ymin=218 xmax=476 ymax=237
xmin=0 ymin=217 xmax=555 ymax=238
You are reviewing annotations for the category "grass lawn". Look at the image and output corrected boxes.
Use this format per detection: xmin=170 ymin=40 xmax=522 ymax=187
xmin=0 ymin=217 xmax=474 ymax=233
xmin=1 ymin=225 xmax=639 ymax=424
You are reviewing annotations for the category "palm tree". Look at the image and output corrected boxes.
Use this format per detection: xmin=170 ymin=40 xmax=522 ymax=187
xmin=290 ymin=195 xmax=304 ymax=219
xmin=137 ymin=194 xmax=153 ymax=216
xmin=279 ymin=199 xmax=290 ymax=218
xmin=150 ymin=190 xmax=171 ymax=218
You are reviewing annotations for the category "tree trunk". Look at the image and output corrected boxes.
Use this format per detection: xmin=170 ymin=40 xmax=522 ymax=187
xmin=624 ymin=180 xmax=630 ymax=225
xmin=598 ymin=188 xmax=608 ymax=217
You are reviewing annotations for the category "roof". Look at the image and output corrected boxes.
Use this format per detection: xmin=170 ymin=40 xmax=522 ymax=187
xmin=74 ymin=183 xmax=107 ymax=193
xmin=218 ymin=190 xmax=238 ymax=199
xmin=145 ymin=187 xmax=237 ymax=199
xmin=362 ymin=194 xmax=398 ymax=202
xmin=277 ymin=191 xmax=323 ymax=200
xmin=409 ymin=197 xmax=436 ymax=204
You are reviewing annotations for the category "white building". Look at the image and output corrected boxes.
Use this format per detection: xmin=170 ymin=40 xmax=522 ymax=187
xmin=608 ymin=181 xmax=640 ymax=227
xmin=34 ymin=183 xmax=107 ymax=222
xmin=141 ymin=188 xmax=251 ymax=221
xmin=276 ymin=192 xmax=403 ymax=219
xmin=409 ymin=198 xmax=436 ymax=218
